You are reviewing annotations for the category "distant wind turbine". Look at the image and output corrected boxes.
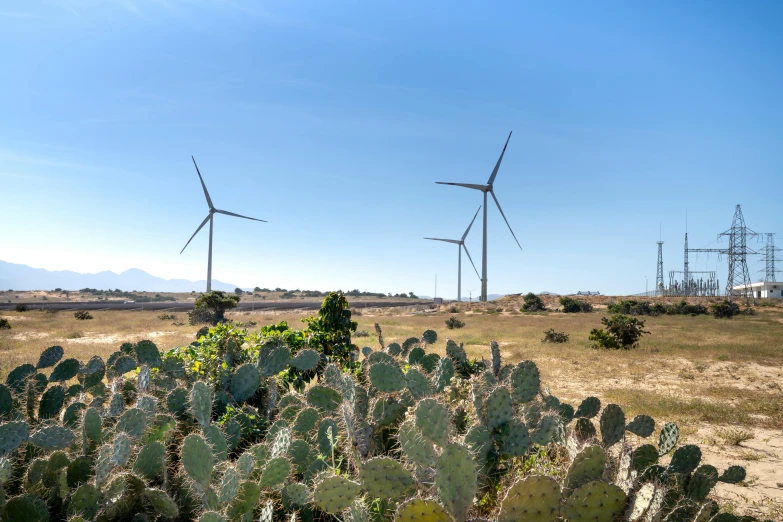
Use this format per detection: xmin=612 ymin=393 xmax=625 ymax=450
xmin=425 ymin=206 xmax=482 ymax=302
xmin=180 ymin=156 xmax=266 ymax=292
xmin=436 ymin=131 xmax=521 ymax=301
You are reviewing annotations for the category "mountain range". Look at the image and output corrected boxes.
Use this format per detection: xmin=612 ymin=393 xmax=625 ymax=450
xmin=0 ymin=260 xmax=238 ymax=292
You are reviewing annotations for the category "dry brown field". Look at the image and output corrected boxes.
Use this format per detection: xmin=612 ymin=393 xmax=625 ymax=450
xmin=1 ymin=297 xmax=782 ymax=517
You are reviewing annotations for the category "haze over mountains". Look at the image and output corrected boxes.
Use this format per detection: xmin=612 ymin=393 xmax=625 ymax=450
xmin=0 ymin=261 xmax=237 ymax=292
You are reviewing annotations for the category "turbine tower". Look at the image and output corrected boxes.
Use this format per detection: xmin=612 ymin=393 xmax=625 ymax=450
xmin=180 ymin=156 xmax=266 ymax=292
xmin=656 ymin=240 xmax=664 ymax=296
xmin=424 ymin=206 xmax=482 ymax=302
xmin=436 ymin=132 xmax=522 ymax=301
xmin=760 ymin=233 xmax=782 ymax=282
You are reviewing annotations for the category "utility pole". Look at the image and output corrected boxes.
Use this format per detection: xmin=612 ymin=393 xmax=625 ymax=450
xmin=656 ymin=223 xmax=664 ymax=296
xmin=760 ymin=233 xmax=782 ymax=282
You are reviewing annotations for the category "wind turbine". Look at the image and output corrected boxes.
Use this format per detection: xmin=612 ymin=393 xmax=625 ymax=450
xmin=425 ymin=206 xmax=482 ymax=302
xmin=436 ymin=131 xmax=521 ymax=301
xmin=180 ymin=156 xmax=266 ymax=292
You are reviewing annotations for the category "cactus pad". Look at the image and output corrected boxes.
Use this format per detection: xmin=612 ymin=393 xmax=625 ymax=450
xmin=318 ymin=418 xmax=340 ymax=456
xmin=667 ymin=444 xmax=701 ymax=474
xmin=0 ymin=383 xmax=12 ymax=416
xmin=270 ymin=426 xmax=292 ymax=458
xmin=565 ymin=445 xmax=606 ymax=490
xmin=686 ymin=464 xmax=719 ymax=501
xmin=293 ymin=406 xmax=319 ymax=436
xmin=368 ymin=350 xmax=397 ymax=367
xmin=718 ymin=465 xmax=746 ymax=484
xmin=532 ymin=413 xmax=563 ymax=446
xmin=37 ymin=345 xmax=65 ymax=369
xmin=435 ymin=443 xmax=477 ymax=520
xmin=395 ymin=499 xmax=453 ymax=522
xmin=138 ymin=364 xmax=151 ymax=392
xmin=398 ymin=419 xmax=437 ymax=468
xmin=498 ymin=475 xmax=562 ymax=522
xmin=323 ymin=363 xmax=343 ymax=389
xmin=260 ymin=345 xmax=291 ymax=377
xmin=415 ymin=398 xmax=451 ymax=446
xmin=510 ymin=361 xmax=540 ymax=403
xmin=144 ymin=488 xmax=179 ymax=518
xmin=75 ymin=356 xmax=105 ymax=389
xmin=290 ymin=348 xmax=320 ymax=371
xmin=6 ymin=363 xmax=36 ymax=392
xmin=181 ymin=433 xmax=213 ymax=487
xmin=230 ymin=363 xmax=259 ymax=402
xmin=227 ymin=481 xmax=261 ymax=519
xmin=360 ymin=457 xmax=416 ymax=498
xmin=386 ymin=342 xmax=402 ymax=357
xmin=190 ymin=381 xmax=213 ymax=427
xmin=112 ymin=355 xmax=138 ymax=376
xmin=313 ymin=475 xmax=361 ymax=513
xmin=630 ymin=444 xmax=659 ymax=472
xmin=285 ymin=482 xmax=310 ymax=506
xmin=288 ymin=439 xmax=312 ymax=475
xmin=486 ymin=386 xmax=513 ymax=430
xmin=49 ymin=358 xmax=80 ymax=382
xmin=574 ymin=417 xmax=597 ymax=442
xmin=259 ymin=456 xmax=290 ymax=488
xmin=420 ymin=353 xmax=441 ymax=374
xmin=369 ymin=362 xmax=407 ymax=393
xmin=575 ymin=397 xmax=601 ymax=419
xmin=29 ymin=425 xmax=74 ymax=451
xmin=464 ymin=424 xmax=492 ymax=468
xmin=626 ymin=414 xmax=655 ymax=437
xmin=658 ymin=421 xmax=679 ymax=455
xmin=2 ymin=494 xmax=50 ymax=522
xmin=110 ymin=432 xmax=132 ymax=466
xmin=371 ymin=396 xmax=407 ymax=427
xmin=38 ymin=385 xmax=65 ymax=419
xmin=219 ymin=468 xmax=240 ymax=502
xmin=405 ymin=368 xmax=431 ymax=399
xmin=133 ymin=441 xmax=166 ymax=480
xmin=69 ymin=483 xmax=101 ymax=519
xmin=117 ymin=407 xmax=148 ymax=439
xmin=422 ymin=329 xmax=438 ymax=344
xmin=599 ymin=403 xmax=626 ymax=446
xmin=563 ymin=480 xmax=627 ymax=522
xmin=501 ymin=419 xmax=530 ymax=457
xmin=408 ymin=346 xmax=426 ymax=365
xmin=83 ymin=406 xmax=102 ymax=442
xmin=203 ymin=424 xmax=229 ymax=461
xmin=307 ymin=385 xmax=342 ymax=412
xmin=135 ymin=340 xmax=162 ymax=368
xmin=433 ymin=357 xmax=455 ymax=392
xmin=445 ymin=339 xmax=467 ymax=363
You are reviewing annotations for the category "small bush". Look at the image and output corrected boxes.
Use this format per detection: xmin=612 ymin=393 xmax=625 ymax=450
xmin=521 ymin=292 xmax=546 ymax=312
xmin=74 ymin=311 xmax=93 ymax=320
xmin=608 ymin=299 xmax=708 ymax=316
xmin=279 ymin=291 xmax=297 ymax=299
xmin=65 ymin=331 xmax=83 ymax=339
xmin=559 ymin=297 xmax=592 ymax=313
xmin=15 ymin=303 xmax=29 ymax=312
xmin=589 ymin=314 xmax=649 ymax=349
xmin=448 ymin=305 xmax=459 ymax=313
xmin=541 ymin=328 xmax=568 ymax=343
xmin=710 ymin=300 xmax=741 ymax=319
xmin=445 ymin=316 xmax=465 ymax=329
xmin=158 ymin=314 xmax=177 ymax=321
xmin=189 ymin=291 xmax=240 ymax=325
xmin=0 ymin=318 xmax=10 ymax=330
xmin=354 ymin=330 xmax=370 ymax=337
xmin=714 ymin=427 xmax=755 ymax=446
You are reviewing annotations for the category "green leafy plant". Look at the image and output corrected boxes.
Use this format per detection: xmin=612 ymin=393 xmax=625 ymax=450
xmin=541 ymin=328 xmax=568 ymax=343
xmin=559 ymin=296 xmax=593 ymax=313
xmin=710 ymin=300 xmax=743 ymax=319
xmin=189 ymin=291 xmax=240 ymax=325
xmin=0 ymin=317 xmax=10 ymax=329
xmin=608 ymin=299 xmax=708 ymax=316
xmin=445 ymin=316 xmax=465 ymax=329
xmin=74 ymin=310 xmax=93 ymax=320
xmin=15 ymin=303 xmax=29 ymax=312
xmin=521 ymin=292 xmax=546 ymax=312
xmin=303 ymin=291 xmax=358 ymax=370
xmin=589 ymin=314 xmax=649 ymax=349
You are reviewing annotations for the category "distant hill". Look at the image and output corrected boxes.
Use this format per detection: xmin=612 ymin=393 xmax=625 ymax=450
xmin=0 ymin=260 xmax=238 ymax=292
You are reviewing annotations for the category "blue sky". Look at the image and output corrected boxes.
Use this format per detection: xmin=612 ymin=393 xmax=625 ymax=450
xmin=1 ymin=1 xmax=781 ymax=297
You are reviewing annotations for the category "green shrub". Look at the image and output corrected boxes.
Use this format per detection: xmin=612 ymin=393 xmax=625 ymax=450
xmin=74 ymin=310 xmax=93 ymax=320
xmin=448 ymin=305 xmax=459 ymax=313
xmin=541 ymin=328 xmax=568 ymax=343
xmin=303 ymin=291 xmax=358 ymax=370
xmin=521 ymin=292 xmax=546 ymax=312
xmin=711 ymin=300 xmax=742 ymax=319
xmin=445 ymin=316 xmax=465 ymax=329
xmin=15 ymin=303 xmax=29 ymax=312
xmin=158 ymin=314 xmax=177 ymax=321
xmin=589 ymin=314 xmax=649 ymax=349
xmin=188 ymin=291 xmax=240 ymax=325
xmin=0 ymin=318 xmax=10 ymax=329
xmin=559 ymin=296 xmax=592 ymax=313
xmin=608 ymin=299 xmax=707 ymax=316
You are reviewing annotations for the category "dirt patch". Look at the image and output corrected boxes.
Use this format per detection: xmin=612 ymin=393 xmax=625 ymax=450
xmin=11 ymin=332 xmax=50 ymax=341
xmin=1 ymin=315 xmax=29 ymax=321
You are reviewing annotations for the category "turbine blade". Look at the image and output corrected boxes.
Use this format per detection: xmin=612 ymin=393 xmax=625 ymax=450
xmin=435 ymin=182 xmax=489 ymax=191
xmin=462 ymin=244 xmax=481 ymax=280
xmin=180 ymin=213 xmax=211 ymax=254
xmin=487 ymin=131 xmax=512 ymax=186
xmin=424 ymin=237 xmax=461 ymax=245
xmin=491 ymin=190 xmax=522 ymax=250
xmin=461 ymin=205 xmax=481 ymax=241
xmin=214 ymin=209 xmax=267 ymax=222
xmin=192 ymin=156 xmax=214 ymax=209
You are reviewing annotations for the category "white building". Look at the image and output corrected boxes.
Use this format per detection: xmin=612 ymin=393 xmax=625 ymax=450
xmin=732 ymin=281 xmax=782 ymax=299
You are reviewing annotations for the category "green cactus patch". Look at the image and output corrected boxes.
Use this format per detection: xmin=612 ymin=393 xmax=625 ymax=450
xmin=398 ymin=419 xmax=437 ymax=468
xmin=117 ymin=408 xmax=148 ymax=439
xmin=203 ymin=424 xmax=229 ymax=461
xmin=386 ymin=342 xmax=402 ymax=357
xmin=318 ymin=418 xmax=340 ymax=456
xmin=37 ymin=346 xmax=65 ymax=369
xmin=371 ymin=396 xmax=407 ymax=427
xmin=1 ymin=421 xmax=30 ymax=458
xmin=227 ymin=481 xmax=261 ymax=520
xmin=190 ymin=381 xmax=213 ymax=427
xmin=135 ymin=340 xmax=162 ymax=368
xmin=421 ymin=329 xmax=438 ymax=344
xmin=667 ymin=444 xmax=701 ymax=474
xmin=0 ymin=383 xmax=13 ymax=416
xmin=360 ymin=457 xmax=416 ymax=499
xmin=260 ymin=345 xmax=291 ymax=377
xmin=219 ymin=468 xmax=240 ymax=503
xmin=435 ymin=443 xmax=476 ymax=521
xmin=408 ymin=346 xmax=426 ymax=365
xmin=405 ymin=367 xmax=431 ymax=399
xmin=498 ymin=475 xmax=562 ymax=522
xmin=687 ymin=464 xmax=719 ymax=502
xmin=288 ymin=439 xmax=312 ymax=475
xmin=485 ymin=386 xmax=513 ymax=430
xmin=181 ymin=433 xmax=213 ymax=487
xmin=532 ymin=413 xmax=563 ymax=446
xmin=68 ymin=484 xmax=101 ymax=519
xmin=574 ymin=417 xmax=597 ymax=442
xmin=313 ymin=475 xmax=361 ymax=514
xmin=110 ymin=432 xmax=132 ymax=466
xmin=259 ymin=456 xmax=290 ymax=488
xmin=368 ymin=362 xmax=405 ymax=394
xmin=293 ymin=407 xmax=319 ymax=436
xmin=38 ymin=385 xmax=65 ymax=419
xmin=464 ymin=424 xmax=492 ymax=469
xmin=575 ymin=396 xmax=601 ymax=419
xmin=626 ymin=414 xmax=655 ymax=437
xmin=631 ymin=444 xmax=659 ymax=473
xmin=718 ymin=465 xmax=746 ymax=484
xmin=133 ymin=441 xmax=166 ymax=480
xmin=270 ymin=426 xmax=292 ymax=458
xmin=510 ymin=361 xmax=540 ymax=403
xmin=112 ymin=355 xmax=138 ymax=376
xmin=599 ymin=403 xmax=625 ymax=446
xmin=6 ymin=363 xmax=36 ymax=392
xmin=144 ymin=488 xmax=179 ymax=518
xmin=433 ymin=357 xmax=455 ymax=392
xmin=419 ymin=353 xmax=441 ymax=374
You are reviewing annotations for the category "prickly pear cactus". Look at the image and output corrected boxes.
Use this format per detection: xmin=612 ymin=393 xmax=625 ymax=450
xmin=626 ymin=414 xmax=655 ymax=437
xmin=563 ymin=480 xmax=627 ymax=522
xmin=498 ymin=475 xmax=562 ymax=522
xmin=415 ymin=398 xmax=451 ymax=447
xmin=369 ymin=362 xmax=407 ymax=393
xmin=510 ymin=361 xmax=540 ymax=403
xmin=181 ymin=433 xmax=213 ymax=488
xmin=566 ymin=445 xmax=606 ymax=490
xmin=658 ymin=421 xmax=679 ymax=455
xmin=360 ymin=457 xmax=416 ymax=499
xmin=599 ymin=403 xmax=625 ymax=446
xmin=395 ymin=499 xmax=453 ymax=522
xmin=190 ymin=381 xmax=213 ymax=427
xmin=435 ymin=443 xmax=476 ymax=522
xmin=313 ymin=475 xmax=361 ymax=514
